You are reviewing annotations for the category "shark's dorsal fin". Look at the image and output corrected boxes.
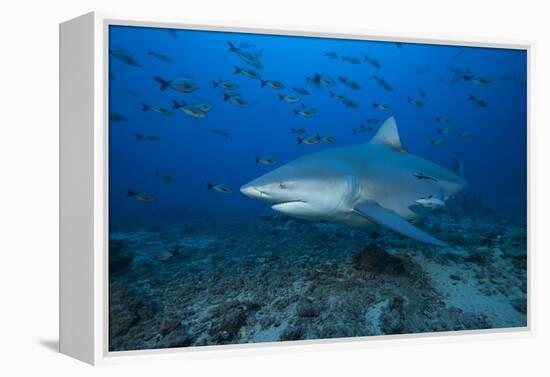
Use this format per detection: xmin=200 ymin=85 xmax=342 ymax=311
xmin=370 ymin=116 xmax=405 ymax=152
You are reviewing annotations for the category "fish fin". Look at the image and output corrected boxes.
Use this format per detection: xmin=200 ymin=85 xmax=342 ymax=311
xmin=468 ymin=94 xmax=475 ymax=100
xmin=135 ymin=134 xmax=142 ymax=140
xmin=227 ymin=42 xmax=238 ymax=52
xmin=369 ymin=116 xmax=405 ymax=152
xmin=172 ymin=100 xmax=182 ymax=109
xmin=126 ymin=189 xmax=137 ymax=197
xmin=292 ymin=110 xmax=298 ymax=115
xmin=372 ymin=102 xmax=378 ymax=108
xmin=278 ymin=94 xmax=284 ymax=101
xmin=297 ymin=137 xmax=303 ymax=145
xmin=207 ymin=182 xmax=214 ymax=190
xmin=223 ymin=92 xmax=230 ymax=101
xmin=260 ymin=79 xmax=266 ymax=87
xmin=353 ymin=200 xmax=448 ymax=247
xmin=255 ymin=155 xmax=260 ymax=163
xmin=211 ymin=80 xmax=219 ymax=88
xmin=154 ymin=76 xmax=169 ymax=90
xmin=141 ymin=103 xmax=150 ymax=111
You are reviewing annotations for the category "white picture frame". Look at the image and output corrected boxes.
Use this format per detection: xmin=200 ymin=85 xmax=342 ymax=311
xmin=59 ymin=11 xmax=535 ymax=365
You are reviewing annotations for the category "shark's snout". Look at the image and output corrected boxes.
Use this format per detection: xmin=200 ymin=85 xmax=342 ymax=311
xmin=240 ymin=184 xmax=262 ymax=199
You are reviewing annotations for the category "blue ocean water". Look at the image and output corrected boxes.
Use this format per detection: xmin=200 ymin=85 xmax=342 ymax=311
xmin=108 ymin=25 xmax=527 ymax=351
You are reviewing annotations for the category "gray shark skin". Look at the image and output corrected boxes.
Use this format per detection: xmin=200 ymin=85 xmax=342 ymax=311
xmin=240 ymin=117 xmax=467 ymax=246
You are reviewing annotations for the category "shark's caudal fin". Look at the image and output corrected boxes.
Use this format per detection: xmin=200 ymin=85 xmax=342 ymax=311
xmin=369 ymin=116 xmax=405 ymax=152
xmin=353 ymin=200 xmax=448 ymax=247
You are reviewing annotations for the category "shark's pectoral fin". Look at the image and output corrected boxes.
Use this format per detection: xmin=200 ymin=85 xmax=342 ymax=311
xmin=353 ymin=200 xmax=448 ymax=247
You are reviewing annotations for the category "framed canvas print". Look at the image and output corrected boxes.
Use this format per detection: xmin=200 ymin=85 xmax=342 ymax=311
xmin=60 ymin=12 xmax=533 ymax=365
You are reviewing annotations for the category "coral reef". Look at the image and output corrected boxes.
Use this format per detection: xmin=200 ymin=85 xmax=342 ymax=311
xmin=108 ymin=210 xmax=527 ymax=351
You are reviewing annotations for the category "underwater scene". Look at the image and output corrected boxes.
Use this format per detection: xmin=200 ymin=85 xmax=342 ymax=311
xmin=108 ymin=25 xmax=528 ymax=351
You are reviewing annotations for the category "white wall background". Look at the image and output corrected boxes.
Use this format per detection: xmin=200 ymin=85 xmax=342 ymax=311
xmin=1 ymin=0 xmax=548 ymax=375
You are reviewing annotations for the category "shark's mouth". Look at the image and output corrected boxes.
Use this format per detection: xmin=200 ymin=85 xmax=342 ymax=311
xmin=271 ymin=200 xmax=305 ymax=210
xmin=272 ymin=200 xmax=304 ymax=206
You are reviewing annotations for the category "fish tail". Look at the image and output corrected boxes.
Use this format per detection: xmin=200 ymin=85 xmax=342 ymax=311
xmin=329 ymin=91 xmax=335 ymax=97
xmin=223 ymin=92 xmax=231 ymax=101
xmin=154 ymin=76 xmax=169 ymax=91
xmin=227 ymin=42 xmax=238 ymax=52
xmin=255 ymin=155 xmax=260 ymax=163
xmin=126 ymin=189 xmax=137 ymax=197
xmin=155 ymin=168 xmax=160 ymax=175
xmin=172 ymin=99 xmax=181 ymax=109
xmin=207 ymin=182 xmax=214 ymax=190
xmin=407 ymin=97 xmax=412 ymax=103
xmin=278 ymin=94 xmax=284 ymax=101
xmin=135 ymin=134 xmax=142 ymax=140
xmin=437 ymin=129 xmax=442 ymax=135
xmin=233 ymin=65 xmax=241 ymax=74
xmin=141 ymin=103 xmax=150 ymax=111
xmin=260 ymin=79 xmax=266 ymax=87
xmin=296 ymin=137 xmax=303 ymax=145
xmin=211 ymin=80 xmax=219 ymax=88
xmin=292 ymin=109 xmax=299 ymax=115
xmin=146 ymin=49 xmax=153 ymax=55
xmin=430 ymin=140 xmax=435 ymax=144
xmin=372 ymin=102 xmax=378 ymax=108
xmin=468 ymin=94 xmax=475 ymax=100
xmin=436 ymin=117 xmax=440 ymax=122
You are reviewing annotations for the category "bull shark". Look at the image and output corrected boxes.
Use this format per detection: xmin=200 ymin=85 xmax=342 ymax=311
xmin=240 ymin=117 xmax=467 ymax=247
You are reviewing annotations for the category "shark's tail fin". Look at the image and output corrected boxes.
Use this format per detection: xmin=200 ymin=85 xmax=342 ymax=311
xmin=297 ymin=137 xmax=303 ymax=145
xmin=233 ymin=65 xmax=241 ymax=74
xmin=126 ymin=189 xmax=137 ymax=197
xmin=141 ymin=103 xmax=150 ymax=111
xmin=207 ymin=182 xmax=214 ymax=190
xmin=223 ymin=92 xmax=231 ymax=101
xmin=278 ymin=94 xmax=284 ymax=101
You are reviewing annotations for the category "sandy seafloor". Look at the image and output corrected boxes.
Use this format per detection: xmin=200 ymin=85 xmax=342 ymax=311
xmin=108 ymin=208 xmax=527 ymax=351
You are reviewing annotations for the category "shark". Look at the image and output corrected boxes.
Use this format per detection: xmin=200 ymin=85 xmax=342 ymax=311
xmin=240 ymin=117 xmax=467 ymax=247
